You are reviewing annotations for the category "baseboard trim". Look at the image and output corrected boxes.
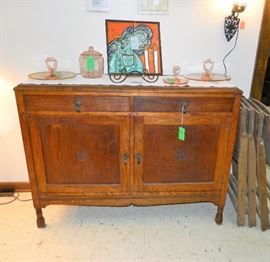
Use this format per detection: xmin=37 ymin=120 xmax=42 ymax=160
xmin=0 ymin=182 xmax=30 ymax=192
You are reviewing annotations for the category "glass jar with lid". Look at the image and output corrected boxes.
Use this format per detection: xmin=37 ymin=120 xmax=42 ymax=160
xmin=79 ymin=46 xmax=104 ymax=78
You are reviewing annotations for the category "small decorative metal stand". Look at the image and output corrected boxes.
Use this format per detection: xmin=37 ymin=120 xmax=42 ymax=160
xmin=109 ymin=69 xmax=159 ymax=84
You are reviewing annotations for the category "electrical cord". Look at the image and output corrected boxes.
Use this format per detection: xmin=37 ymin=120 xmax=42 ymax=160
xmin=17 ymin=194 xmax=32 ymax=202
xmin=222 ymin=27 xmax=240 ymax=77
xmin=0 ymin=193 xmax=32 ymax=206
xmin=0 ymin=193 xmax=19 ymax=205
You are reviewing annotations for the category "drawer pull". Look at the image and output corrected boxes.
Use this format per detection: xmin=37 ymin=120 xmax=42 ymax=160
xmin=180 ymin=100 xmax=188 ymax=114
xmin=74 ymin=99 xmax=81 ymax=112
xmin=136 ymin=153 xmax=142 ymax=165
xmin=121 ymin=153 xmax=129 ymax=165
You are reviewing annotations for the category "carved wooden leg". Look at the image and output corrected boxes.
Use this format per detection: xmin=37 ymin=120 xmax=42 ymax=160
xmin=215 ymin=206 xmax=224 ymax=225
xmin=36 ymin=208 xmax=46 ymax=228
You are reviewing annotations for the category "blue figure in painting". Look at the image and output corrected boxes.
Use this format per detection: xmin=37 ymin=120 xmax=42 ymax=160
xmin=108 ymin=24 xmax=153 ymax=74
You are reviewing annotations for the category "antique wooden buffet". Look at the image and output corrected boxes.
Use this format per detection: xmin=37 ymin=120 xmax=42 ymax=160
xmin=14 ymin=80 xmax=242 ymax=228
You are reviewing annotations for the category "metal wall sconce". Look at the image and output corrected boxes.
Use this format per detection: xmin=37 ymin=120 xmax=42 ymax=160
xmin=222 ymin=2 xmax=247 ymax=77
xmin=224 ymin=2 xmax=246 ymax=41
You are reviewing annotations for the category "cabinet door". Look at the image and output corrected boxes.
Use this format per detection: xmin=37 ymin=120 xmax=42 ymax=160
xmin=134 ymin=114 xmax=231 ymax=193
xmin=28 ymin=115 xmax=130 ymax=194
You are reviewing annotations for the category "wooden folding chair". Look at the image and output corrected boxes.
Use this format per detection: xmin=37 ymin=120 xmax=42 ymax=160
xmin=241 ymin=97 xmax=257 ymax=227
xmin=247 ymin=99 xmax=270 ymax=231
xmin=230 ymin=99 xmax=249 ymax=226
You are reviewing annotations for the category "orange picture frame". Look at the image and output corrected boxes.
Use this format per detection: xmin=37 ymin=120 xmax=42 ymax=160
xmin=105 ymin=20 xmax=163 ymax=76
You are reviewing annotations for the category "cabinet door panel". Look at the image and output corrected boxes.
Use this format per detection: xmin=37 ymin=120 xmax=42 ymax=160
xmin=28 ymin=115 xmax=129 ymax=194
xmin=143 ymin=125 xmax=219 ymax=183
xmin=42 ymin=124 xmax=120 ymax=185
xmin=134 ymin=115 xmax=230 ymax=192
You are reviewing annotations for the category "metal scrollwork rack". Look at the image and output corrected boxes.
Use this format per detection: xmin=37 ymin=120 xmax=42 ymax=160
xmin=109 ymin=69 xmax=159 ymax=84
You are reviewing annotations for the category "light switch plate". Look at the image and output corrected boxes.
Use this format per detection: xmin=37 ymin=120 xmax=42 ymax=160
xmin=85 ymin=0 xmax=110 ymax=13
xmin=139 ymin=0 xmax=169 ymax=15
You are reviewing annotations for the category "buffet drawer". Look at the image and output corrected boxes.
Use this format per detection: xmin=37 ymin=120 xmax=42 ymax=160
xmin=24 ymin=95 xmax=129 ymax=112
xmin=134 ymin=96 xmax=234 ymax=113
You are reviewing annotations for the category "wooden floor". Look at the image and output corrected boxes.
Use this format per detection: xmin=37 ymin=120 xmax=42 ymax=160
xmin=0 ymin=193 xmax=269 ymax=262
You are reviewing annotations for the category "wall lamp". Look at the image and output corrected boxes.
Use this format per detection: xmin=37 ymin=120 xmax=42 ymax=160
xmin=223 ymin=2 xmax=247 ymax=77
xmin=224 ymin=2 xmax=246 ymax=42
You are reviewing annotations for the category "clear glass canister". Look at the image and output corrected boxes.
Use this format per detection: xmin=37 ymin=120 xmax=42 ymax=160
xmin=79 ymin=46 xmax=104 ymax=78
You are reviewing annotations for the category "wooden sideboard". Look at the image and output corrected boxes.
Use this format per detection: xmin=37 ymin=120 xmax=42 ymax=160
xmin=14 ymin=83 xmax=242 ymax=228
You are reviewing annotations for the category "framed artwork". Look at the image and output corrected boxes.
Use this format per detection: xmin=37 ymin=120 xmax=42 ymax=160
xmin=105 ymin=20 xmax=163 ymax=76
xmin=139 ymin=0 xmax=169 ymax=15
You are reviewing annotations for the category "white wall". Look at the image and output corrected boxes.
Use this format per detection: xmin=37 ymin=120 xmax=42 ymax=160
xmin=0 ymin=0 xmax=265 ymax=182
